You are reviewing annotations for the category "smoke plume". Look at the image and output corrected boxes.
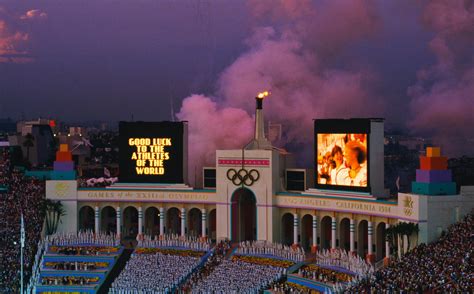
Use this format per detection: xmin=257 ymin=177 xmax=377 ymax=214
xmin=177 ymin=0 xmax=384 ymax=184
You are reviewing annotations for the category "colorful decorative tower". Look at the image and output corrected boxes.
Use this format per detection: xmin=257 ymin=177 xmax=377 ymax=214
xmin=411 ymin=147 xmax=456 ymax=195
xmin=51 ymin=144 xmax=76 ymax=180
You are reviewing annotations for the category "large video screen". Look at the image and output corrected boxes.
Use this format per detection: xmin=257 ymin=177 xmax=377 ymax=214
xmin=317 ymin=134 xmax=368 ymax=187
xmin=314 ymin=119 xmax=370 ymax=192
xmin=119 ymin=121 xmax=184 ymax=183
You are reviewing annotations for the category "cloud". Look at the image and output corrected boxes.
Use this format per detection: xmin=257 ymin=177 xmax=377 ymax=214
xmin=408 ymin=0 xmax=474 ymax=156
xmin=0 ymin=8 xmax=33 ymax=63
xmin=20 ymin=9 xmax=47 ymax=20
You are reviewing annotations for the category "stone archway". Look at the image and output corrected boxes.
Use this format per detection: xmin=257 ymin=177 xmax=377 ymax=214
xmin=281 ymin=213 xmax=294 ymax=246
xmin=166 ymin=207 xmax=181 ymax=235
xmin=123 ymin=206 xmax=138 ymax=239
xmin=231 ymin=188 xmax=256 ymax=242
xmin=376 ymin=222 xmax=386 ymax=261
xmin=145 ymin=207 xmax=159 ymax=237
xmin=301 ymin=214 xmax=313 ymax=251
xmin=100 ymin=206 xmax=116 ymax=234
xmin=339 ymin=218 xmax=351 ymax=251
xmin=358 ymin=220 xmax=368 ymax=258
xmin=188 ymin=208 xmax=202 ymax=237
xmin=208 ymin=209 xmax=216 ymax=241
xmin=78 ymin=206 xmax=95 ymax=232
xmin=320 ymin=216 xmax=332 ymax=250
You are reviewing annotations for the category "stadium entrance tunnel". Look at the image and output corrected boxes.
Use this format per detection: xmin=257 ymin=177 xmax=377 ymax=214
xmin=301 ymin=214 xmax=312 ymax=251
xmin=123 ymin=206 xmax=138 ymax=239
xmin=145 ymin=207 xmax=159 ymax=236
xmin=231 ymin=188 xmax=256 ymax=242
xmin=358 ymin=220 xmax=369 ymax=258
xmin=340 ymin=218 xmax=351 ymax=251
xmin=188 ymin=208 xmax=202 ymax=237
xmin=101 ymin=206 xmax=117 ymax=234
xmin=208 ymin=209 xmax=216 ymax=241
xmin=167 ymin=207 xmax=181 ymax=235
xmin=281 ymin=213 xmax=294 ymax=246
xmin=376 ymin=222 xmax=387 ymax=261
xmin=79 ymin=205 xmax=94 ymax=231
xmin=320 ymin=216 xmax=332 ymax=250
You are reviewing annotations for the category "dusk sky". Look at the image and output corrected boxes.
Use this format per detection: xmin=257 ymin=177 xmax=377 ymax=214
xmin=1 ymin=0 xmax=473 ymax=158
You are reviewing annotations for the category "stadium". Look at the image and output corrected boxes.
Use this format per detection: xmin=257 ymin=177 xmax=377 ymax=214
xmin=30 ymin=92 xmax=473 ymax=293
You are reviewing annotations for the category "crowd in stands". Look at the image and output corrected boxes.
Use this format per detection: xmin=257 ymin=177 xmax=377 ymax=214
xmin=345 ymin=212 xmax=473 ymax=293
xmin=266 ymin=281 xmax=322 ymax=294
xmin=316 ymin=249 xmax=373 ymax=277
xmin=26 ymin=239 xmax=46 ymax=292
xmin=0 ymin=149 xmax=45 ymax=293
xmin=236 ymin=240 xmax=306 ymax=262
xmin=109 ymin=251 xmax=200 ymax=293
xmin=180 ymin=240 xmax=231 ymax=292
xmin=298 ymin=264 xmax=354 ymax=284
xmin=137 ymin=234 xmax=211 ymax=251
xmin=191 ymin=258 xmax=284 ymax=293
xmin=48 ymin=230 xmax=120 ymax=247
xmin=45 ymin=261 xmax=107 ymax=271
xmin=41 ymin=275 xmax=99 ymax=286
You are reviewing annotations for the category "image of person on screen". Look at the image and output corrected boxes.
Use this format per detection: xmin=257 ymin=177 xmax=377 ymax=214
xmin=329 ymin=145 xmax=346 ymax=185
xmin=343 ymin=140 xmax=367 ymax=187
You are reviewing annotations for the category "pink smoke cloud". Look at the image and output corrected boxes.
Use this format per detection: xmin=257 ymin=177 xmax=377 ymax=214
xmin=408 ymin=0 xmax=474 ymax=156
xmin=176 ymin=95 xmax=254 ymax=184
xmin=177 ymin=0 xmax=383 ymax=184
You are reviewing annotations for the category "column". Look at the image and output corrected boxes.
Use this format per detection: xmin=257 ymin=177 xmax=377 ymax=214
xmin=137 ymin=206 xmax=143 ymax=240
xmin=180 ymin=208 xmax=186 ymax=237
xmin=331 ymin=217 xmax=337 ymax=250
xmin=350 ymin=219 xmax=355 ymax=254
xmin=311 ymin=215 xmax=318 ymax=253
xmin=159 ymin=207 xmax=165 ymax=237
xmin=293 ymin=213 xmax=299 ymax=246
xmin=367 ymin=221 xmax=374 ymax=263
xmin=116 ymin=207 xmax=121 ymax=238
xmin=94 ymin=206 xmax=100 ymax=234
xmin=384 ymin=223 xmax=390 ymax=265
xmin=201 ymin=209 xmax=207 ymax=238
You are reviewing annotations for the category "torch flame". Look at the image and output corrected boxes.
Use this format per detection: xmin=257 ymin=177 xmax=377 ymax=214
xmin=257 ymin=90 xmax=271 ymax=99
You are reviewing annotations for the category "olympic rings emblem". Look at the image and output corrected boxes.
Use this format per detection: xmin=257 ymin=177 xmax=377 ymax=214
xmin=226 ymin=168 xmax=260 ymax=186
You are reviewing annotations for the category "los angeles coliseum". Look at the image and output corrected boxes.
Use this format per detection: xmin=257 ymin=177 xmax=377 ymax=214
xmin=46 ymin=93 xmax=474 ymax=265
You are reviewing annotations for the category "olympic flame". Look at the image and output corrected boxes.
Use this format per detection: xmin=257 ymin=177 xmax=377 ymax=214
xmin=257 ymin=90 xmax=270 ymax=99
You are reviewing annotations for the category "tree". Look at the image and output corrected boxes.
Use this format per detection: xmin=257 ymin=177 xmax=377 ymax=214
xmin=23 ymin=133 xmax=35 ymax=164
xmin=43 ymin=199 xmax=66 ymax=235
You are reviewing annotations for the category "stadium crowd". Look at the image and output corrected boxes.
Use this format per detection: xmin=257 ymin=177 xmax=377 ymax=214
xmin=236 ymin=240 xmax=306 ymax=262
xmin=137 ymin=234 xmax=211 ymax=251
xmin=345 ymin=212 xmax=473 ymax=293
xmin=48 ymin=230 xmax=120 ymax=247
xmin=191 ymin=258 xmax=284 ymax=293
xmin=316 ymin=249 xmax=373 ymax=277
xmin=266 ymin=281 xmax=322 ymax=294
xmin=109 ymin=251 xmax=200 ymax=293
xmin=0 ymin=149 xmax=45 ymax=293
xmin=180 ymin=240 xmax=231 ymax=292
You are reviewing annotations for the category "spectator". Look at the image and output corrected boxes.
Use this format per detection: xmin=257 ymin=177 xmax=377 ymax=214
xmin=0 ymin=149 xmax=45 ymax=293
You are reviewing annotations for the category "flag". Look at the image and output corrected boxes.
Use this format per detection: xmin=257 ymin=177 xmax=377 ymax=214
xmin=104 ymin=167 xmax=111 ymax=178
